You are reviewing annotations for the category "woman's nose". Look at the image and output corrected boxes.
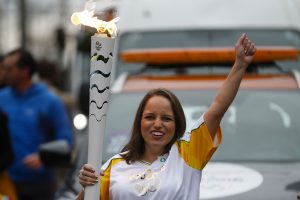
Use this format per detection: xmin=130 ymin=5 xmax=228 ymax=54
xmin=153 ymin=118 xmax=162 ymax=128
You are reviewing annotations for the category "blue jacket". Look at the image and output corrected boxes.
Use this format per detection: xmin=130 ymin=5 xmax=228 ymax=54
xmin=0 ymin=83 xmax=73 ymax=182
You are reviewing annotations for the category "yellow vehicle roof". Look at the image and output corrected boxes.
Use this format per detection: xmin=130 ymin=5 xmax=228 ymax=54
xmin=115 ymin=46 xmax=300 ymax=92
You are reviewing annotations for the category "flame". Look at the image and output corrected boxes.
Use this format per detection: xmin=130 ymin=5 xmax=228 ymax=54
xmin=71 ymin=1 xmax=119 ymax=37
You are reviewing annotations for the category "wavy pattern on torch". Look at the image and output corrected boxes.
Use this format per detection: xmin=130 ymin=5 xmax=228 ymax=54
xmin=90 ymin=84 xmax=110 ymax=93
xmin=90 ymin=100 xmax=108 ymax=110
xmin=90 ymin=70 xmax=111 ymax=78
xmin=90 ymin=52 xmax=113 ymax=63
xmin=90 ymin=114 xmax=107 ymax=122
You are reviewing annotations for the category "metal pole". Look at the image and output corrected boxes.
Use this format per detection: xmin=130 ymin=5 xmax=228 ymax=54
xmin=0 ymin=1 xmax=2 ymax=53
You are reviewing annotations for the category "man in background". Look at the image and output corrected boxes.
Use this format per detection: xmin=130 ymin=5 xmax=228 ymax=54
xmin=0 ymin=49 xmax=73 ymax=200
xmin=37 ymin=59 xmax=75 ymax=116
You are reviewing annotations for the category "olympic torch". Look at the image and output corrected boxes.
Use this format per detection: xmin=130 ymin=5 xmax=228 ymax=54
xmin=71 ymin=1 xmax=119 ymax=199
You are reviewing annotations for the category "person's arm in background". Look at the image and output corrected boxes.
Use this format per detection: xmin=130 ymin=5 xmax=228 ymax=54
xmin=204 ymin=33 xmax=256 ymax=138
xmin=76 ymin=190 xmax=85 ymax=200
xmin=24 ymin=95 xmax=74 ymax=169
xmin=48 ymin=95 xmax=74 ymax=144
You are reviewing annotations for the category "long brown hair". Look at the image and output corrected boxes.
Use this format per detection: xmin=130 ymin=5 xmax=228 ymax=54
xmin=121 ymin=88 xmax=186 ymax=164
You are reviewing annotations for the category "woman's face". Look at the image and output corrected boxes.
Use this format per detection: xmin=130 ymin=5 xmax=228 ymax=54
xmin=141 ymin=95 xmax=176 ymax=154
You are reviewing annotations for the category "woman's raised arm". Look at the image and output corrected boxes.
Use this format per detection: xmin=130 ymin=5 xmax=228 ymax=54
xmin=204 ymin=33 xmax=256 ymax=138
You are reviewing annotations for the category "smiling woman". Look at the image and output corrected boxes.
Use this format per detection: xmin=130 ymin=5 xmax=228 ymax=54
xmin=75 ymin=34 xmax=257 ymax=200
xmin=122 ymin=89 xmax=184 ymax=165
xmin=140 ymin=95 xmax=176 ymax=158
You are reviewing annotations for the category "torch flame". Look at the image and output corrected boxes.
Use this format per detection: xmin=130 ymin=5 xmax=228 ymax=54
xmin=71 ymin=2 xmax=119 ymax=38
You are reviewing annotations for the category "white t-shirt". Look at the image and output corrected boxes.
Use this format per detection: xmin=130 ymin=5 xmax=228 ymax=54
xmin=100 ymin=114 xmax=222 ymax=200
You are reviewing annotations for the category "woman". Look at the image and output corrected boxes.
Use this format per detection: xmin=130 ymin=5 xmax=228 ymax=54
xmin=77 ymin=33 xmax=256 ymax=199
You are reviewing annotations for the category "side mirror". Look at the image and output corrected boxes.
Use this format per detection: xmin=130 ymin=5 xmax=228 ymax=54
xmin=39 ymin=140 xmax=72 ymax=168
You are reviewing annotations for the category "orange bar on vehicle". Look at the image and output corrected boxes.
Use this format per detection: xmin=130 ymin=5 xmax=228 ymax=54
xmin=120 ymin=46 xmax=300 ymax=65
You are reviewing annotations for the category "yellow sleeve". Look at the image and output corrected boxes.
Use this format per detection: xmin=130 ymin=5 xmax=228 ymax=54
xmin=100 ymin=158 xmax=123 ymax=200
xmin=100 ymin=169 xmax=110 ymax=200
xmin=176 ymin=121 xmax=222 ymax=170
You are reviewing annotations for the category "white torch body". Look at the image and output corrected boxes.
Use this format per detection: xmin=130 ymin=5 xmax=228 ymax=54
xmin=85 ymin=35 xmax=115 ymax=199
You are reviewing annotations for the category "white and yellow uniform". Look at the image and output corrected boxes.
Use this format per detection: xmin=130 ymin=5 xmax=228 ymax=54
xmin=100 ymin=114 xmax=222 ymax=200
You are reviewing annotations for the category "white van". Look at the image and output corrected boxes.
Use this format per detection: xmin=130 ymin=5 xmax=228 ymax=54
xmin=56 ymin=1 xmax=300 ymax=199
xmin=109 ymin=1 xmax=300 ymax=199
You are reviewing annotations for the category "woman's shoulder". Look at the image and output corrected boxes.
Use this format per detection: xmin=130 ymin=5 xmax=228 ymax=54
xmin=101 ymin=153 xmax=125 ymax=172
xmin=177 ymin=114 xmax=206 ymax=142
xmin=190 ymin=114 xmax=205 ymax=131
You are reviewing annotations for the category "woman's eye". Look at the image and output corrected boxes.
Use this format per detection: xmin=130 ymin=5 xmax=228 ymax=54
xmin=162 ymin=116 xmax=173 ymax=121
xmin=144 ymin=115 xmax=154 ymax=120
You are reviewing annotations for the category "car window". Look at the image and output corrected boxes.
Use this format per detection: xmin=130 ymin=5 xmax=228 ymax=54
xmin=103 ymin=90 xmax=300 ymax=162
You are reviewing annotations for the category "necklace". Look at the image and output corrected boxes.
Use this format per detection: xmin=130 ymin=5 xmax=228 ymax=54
xmin=139 ymin=160 xmax=151 ymax=166
xmin=129 ymin=154 xmax=168 ymax=196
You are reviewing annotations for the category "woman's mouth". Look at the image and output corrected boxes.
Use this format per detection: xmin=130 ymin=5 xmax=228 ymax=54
xmin=151 ymin=131 xmax=164 ymax=137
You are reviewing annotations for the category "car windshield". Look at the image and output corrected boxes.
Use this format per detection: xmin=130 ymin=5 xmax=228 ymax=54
xmin=116 ymin=29 xmax=300 ymax=76
xmin=103 ymin=90 xmax=300 ymax=162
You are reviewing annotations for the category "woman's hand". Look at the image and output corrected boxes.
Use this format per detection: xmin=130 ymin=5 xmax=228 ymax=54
xmin=235 ymin=33 xmax=256 ymax=69
xmin=78 ymin=164 xmax=99 ymax=189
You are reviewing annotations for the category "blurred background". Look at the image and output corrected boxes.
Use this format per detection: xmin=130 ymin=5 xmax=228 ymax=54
xmin=0 ymin=0 xmax=120 ymax=126
xmin=1 ymin=0 xmax=300 ymax=109
xmin=0 ymin=0 xmax=108 ymax=97
xmin=1 ymin=0 xmax=300 ymax=199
